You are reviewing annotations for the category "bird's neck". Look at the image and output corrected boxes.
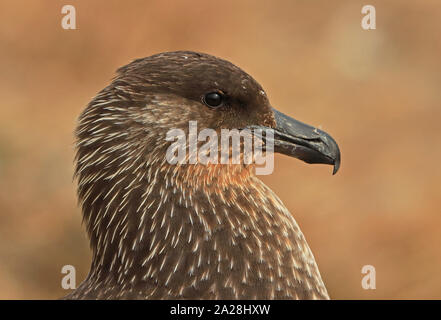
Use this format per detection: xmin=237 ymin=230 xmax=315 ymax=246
xmin=78 ymin=163 xmax=328 ymax=299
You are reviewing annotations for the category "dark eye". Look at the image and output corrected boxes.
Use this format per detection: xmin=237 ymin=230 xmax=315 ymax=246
xmin=203 ymin=92 xmax=224 ymax=108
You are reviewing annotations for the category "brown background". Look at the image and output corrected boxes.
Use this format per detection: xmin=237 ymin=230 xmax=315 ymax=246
xmin=0 ymin=0 xmax=440 ymax=299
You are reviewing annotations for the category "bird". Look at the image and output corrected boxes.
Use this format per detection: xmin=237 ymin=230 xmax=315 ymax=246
xmin=65 ymin=51 xmax=340 ymax=300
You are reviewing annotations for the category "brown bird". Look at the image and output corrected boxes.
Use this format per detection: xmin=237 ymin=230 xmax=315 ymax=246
xmin=65 ymin=51 xmax=340 ymax=300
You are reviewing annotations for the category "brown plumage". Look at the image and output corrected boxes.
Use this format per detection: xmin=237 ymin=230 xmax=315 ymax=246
xmin=65 ymin=51 xmax=340 ymax=300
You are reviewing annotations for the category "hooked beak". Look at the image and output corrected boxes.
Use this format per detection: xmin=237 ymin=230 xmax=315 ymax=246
xmin=271 ymin=108 xmax=340 ymax=174
xmin=249 ymin=108 xmax=341 ymax=174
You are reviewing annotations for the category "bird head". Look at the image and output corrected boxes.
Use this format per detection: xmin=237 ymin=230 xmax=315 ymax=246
xmin=76 ymin=51 xmax=340 ymax=194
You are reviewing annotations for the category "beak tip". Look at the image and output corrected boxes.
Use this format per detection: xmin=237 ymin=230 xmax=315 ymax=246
xmin=332 ymin=156 xmax=340 ymax=175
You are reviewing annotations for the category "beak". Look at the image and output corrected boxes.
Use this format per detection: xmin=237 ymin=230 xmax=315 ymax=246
xmin=272 ymin=108 xmax=341 ymax=174
xmin=248 ymin=108 xmax=341 ymax=175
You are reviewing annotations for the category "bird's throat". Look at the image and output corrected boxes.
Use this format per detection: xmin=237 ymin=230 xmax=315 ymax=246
xmin=77 ymin=163 xmax=328 ymax=299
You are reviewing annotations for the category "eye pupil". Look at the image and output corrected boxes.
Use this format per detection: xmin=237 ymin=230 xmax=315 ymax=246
xmin=203 ymin=92 xmax=223 ymax=107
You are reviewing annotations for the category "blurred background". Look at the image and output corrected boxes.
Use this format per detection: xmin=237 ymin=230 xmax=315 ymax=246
xmin=0 ymin=0 xmax=440 ymax=299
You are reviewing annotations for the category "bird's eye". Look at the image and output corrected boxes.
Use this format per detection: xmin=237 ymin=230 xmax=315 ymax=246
xmin=203 ymin=92 xmax=224 ymax=108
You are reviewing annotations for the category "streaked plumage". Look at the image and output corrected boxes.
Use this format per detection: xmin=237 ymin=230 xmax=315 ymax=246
xmin=65 ymin=51 xmax=340 ymax=300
